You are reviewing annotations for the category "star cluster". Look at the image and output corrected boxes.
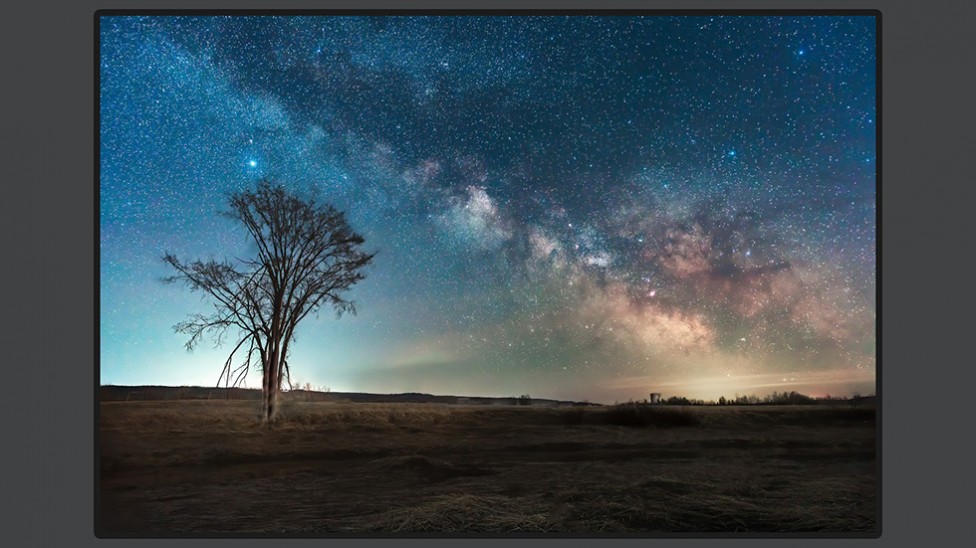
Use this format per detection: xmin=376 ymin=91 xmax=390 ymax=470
xmin=100 ymin=15 xmax=876 ymax=402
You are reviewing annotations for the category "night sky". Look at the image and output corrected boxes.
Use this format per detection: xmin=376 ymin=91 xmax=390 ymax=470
xmin=99 ymin=15 xmax=876 ymax=403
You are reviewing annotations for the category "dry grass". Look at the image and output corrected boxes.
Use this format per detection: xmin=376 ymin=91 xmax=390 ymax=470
xmin=361 ymin=494 xmax=558 ymax=533
xmin=275 ymin=401 xmax=459 ymax=430
xmin=99 ymin=400 xmax=876 ymax=535
xmin=600 ymin=404 xmax=702 ymax=427
xmin=101 ymin=399 xmax=873 ymax=435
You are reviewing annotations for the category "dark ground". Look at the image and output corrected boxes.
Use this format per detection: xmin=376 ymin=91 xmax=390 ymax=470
xmin=98 ymin=400 xmax=876 ymax=535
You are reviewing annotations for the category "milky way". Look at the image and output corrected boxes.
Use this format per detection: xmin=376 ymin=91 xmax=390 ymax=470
xmin=99 ymin=15 xmax=876 ymax=402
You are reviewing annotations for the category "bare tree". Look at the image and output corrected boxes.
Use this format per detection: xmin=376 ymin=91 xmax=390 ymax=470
xmin=163 ymin=181 xmax=375 ymax=424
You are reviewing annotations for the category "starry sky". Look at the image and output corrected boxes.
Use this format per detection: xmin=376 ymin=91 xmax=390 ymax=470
xmin=99 ymin=15 xmax=876 ymax=403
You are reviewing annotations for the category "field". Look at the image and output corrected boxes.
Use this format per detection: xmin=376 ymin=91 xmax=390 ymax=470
xmin=98 ymin=400 xmax=877 ymax=535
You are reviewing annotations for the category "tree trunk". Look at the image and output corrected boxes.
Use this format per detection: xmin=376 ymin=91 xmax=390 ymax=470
xmin=261 ymin=362 xmax=271 ymax=424
xmin=267 ymin=381 xmax=279 ymax=424
xmin=265 ymin=354 xmax=281 ymax=424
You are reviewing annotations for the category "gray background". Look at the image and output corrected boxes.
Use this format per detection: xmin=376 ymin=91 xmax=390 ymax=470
xmin=4 ymin=0 xmax=971 ymax=546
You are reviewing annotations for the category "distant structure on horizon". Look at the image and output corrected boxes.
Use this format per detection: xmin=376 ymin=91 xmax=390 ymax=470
xmin=649 ymin=393 xmax=662 ymax=404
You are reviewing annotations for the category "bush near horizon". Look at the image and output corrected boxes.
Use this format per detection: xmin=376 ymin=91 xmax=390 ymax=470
xmin=601 ymin=404 xmax=702 ymax=428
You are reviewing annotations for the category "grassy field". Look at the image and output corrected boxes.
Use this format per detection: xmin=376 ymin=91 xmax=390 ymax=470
xmin=98 ymin=400 xmax=876 ymax=535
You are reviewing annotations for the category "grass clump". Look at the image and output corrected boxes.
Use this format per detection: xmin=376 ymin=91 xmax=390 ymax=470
xmin=365 ymin=494 xmax=557 ymax=533
xmin=601 ymin=404 xmax=702 ymax=428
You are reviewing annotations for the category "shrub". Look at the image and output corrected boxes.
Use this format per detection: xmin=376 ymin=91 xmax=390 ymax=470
xmin=601 ymin=404 xmax=701 ymax=428
xmin=559 ymin=407 xmax=587 ymax=426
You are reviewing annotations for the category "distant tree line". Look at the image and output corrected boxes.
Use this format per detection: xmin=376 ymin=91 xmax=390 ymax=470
xmin=716 ymin=391 xmax=816 ymax=405
xmin=620 ymin=391 xmax=874 ymax=407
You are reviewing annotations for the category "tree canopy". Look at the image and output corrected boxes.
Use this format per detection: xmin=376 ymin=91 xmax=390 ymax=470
xmin=163 ymin=181 xmax=375 ymax=422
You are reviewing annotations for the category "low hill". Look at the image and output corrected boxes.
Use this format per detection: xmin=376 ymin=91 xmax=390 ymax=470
xmin=98 ymin=385 xmax=600 ymax=407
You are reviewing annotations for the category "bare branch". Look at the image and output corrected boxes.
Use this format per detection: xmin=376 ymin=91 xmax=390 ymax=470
xmin=164 ymin=181 xmax=374 ymax=423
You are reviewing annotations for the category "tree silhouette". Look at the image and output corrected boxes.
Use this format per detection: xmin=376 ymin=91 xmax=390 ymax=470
xmin=163 ymin=181 xmax=375 ymax=423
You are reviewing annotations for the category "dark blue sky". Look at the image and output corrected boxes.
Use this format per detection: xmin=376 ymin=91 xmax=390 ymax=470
xmin=100 ymin=15 xmax=876 ymax=402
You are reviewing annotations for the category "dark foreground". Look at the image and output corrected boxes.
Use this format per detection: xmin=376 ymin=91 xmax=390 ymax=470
xmin=99 ymin=401 xmax=876 ymax=535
